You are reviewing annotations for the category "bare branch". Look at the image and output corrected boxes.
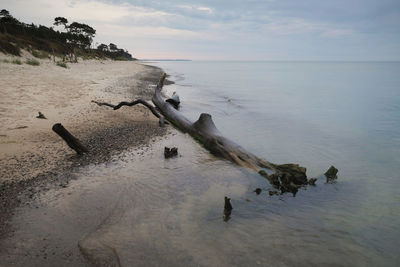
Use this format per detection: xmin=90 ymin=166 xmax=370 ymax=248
xmin=91 ymin=99 xmax=167 ymax=126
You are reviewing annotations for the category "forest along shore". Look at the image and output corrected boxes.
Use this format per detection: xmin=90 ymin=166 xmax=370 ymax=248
xmin=0 ymin=52 xmax=170 ymax=237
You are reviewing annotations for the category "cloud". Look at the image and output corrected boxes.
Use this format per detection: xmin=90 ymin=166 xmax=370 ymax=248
xmin=2 ymin=0 xmax=171 ymax=24
xmin=197 ymin=7 xmax=213 ymax=14
xmin=0 ymin=0 xmax=398 ymax=60
xmin=98 ymin=24 xmax=211 ymax=40
xmin=177 ymin=5 xmax=213 ymax=14
xmin=321 ymin=29 xmax=354 ymax=38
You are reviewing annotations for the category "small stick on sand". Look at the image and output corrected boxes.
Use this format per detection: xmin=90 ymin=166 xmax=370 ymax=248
xmin=36 ymin=112 xmax=46 ymax=119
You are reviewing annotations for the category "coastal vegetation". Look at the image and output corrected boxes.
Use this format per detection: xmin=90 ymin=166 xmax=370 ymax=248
xmin=25 ymin=58 xmax=40 ymax=66
xmin=56 ymin=61 xmax=68 ymax=68
xmin=31 ymin=49 xmax=49 ymax=59
xmin=0 ymin=9 xmax=134 ymax=61
xmin=11 ymin=58 xmax=21 ymax=65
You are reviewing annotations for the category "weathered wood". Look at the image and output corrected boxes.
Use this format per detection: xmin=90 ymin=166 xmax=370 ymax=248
xmin=90 ymin=73 xmax=312 ymax=194
xmin=308 ymin=178 xmax=317 ymax=186
xmin=223 ymin=196 xmax=233 ymax=221
xmin=254 ymin=188 xmax=262 ymax=195
xmin=152 ymin=73 xmax=310 ymax=193
xmin=91 ymin=100 xmax=116 ymax=109
xmin=164 ymin=147 xmax=178 ymax=158
xmin=52 ymin=123 xmax=88 ymax=155
xmin=325 ymin=165 xmax=338 ymax=183
xmin=36 ymin=111 xmax=46 ymax=119
xmin=166 ymin=92 xmax=180 ymax=109
xmin=91 ymin=99 xmax=167 ymax=127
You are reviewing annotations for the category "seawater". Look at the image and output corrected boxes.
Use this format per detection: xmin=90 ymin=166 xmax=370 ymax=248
xmin=2 ymin=61 xmax=399 ymax=266
xmin=154 ymin=61 xmax=400 ymax=172
xmin=148 ymin=60 xmax=400 ymax=266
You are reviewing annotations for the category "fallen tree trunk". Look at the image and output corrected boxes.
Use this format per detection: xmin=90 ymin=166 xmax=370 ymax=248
xmin=152 ymin=73 xmax=310 ymax=194
xmin=52 ymin=123 xmax=88 ymax=155
xmin=92 ymin=73 xmax=311 ymax=194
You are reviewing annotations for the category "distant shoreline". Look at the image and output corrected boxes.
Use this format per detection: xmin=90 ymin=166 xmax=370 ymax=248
xmin=140 ymin=59 xmax=192 ymax=61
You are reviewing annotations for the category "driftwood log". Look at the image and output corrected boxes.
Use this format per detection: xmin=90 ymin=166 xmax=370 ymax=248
xmin=93 ymin=73 xmax=312 ymax=194
xmin=152 ymin=73 xmax=310 ymax=194
xmin=52 ymin=123 xmax=88 ymax=155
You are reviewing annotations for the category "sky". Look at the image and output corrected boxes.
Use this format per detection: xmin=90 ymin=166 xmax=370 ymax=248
xmin=1 ymin=0 xmax=400 ymax=60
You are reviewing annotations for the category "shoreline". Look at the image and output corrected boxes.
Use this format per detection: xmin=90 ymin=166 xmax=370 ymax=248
xmin=0 ymin=53 xmax=170 ymax=238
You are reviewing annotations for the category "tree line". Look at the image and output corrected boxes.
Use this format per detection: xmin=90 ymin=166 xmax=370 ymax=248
xmin=0 ymin=9 xmax=134 ymax=60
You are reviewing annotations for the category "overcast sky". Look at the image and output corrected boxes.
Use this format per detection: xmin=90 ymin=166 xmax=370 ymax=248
xmin=1 ymin=0 xmax=400 ymax=60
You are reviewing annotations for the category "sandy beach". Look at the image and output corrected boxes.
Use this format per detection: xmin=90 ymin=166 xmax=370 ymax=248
xmin=0 ymin=51 xmax=168 ymax=237
xmin=2 ymin=1 xmax=399 ymax=265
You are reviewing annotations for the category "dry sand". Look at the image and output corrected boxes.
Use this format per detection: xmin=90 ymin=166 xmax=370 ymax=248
xmin=0 ymin=51 xmax=168 ymax=236
xmin=0 ymin=51 xmax=165 ymax=182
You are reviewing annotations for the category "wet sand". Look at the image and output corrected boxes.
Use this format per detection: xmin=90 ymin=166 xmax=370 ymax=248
xmin=0 ymin=52 xmax=168 ymax=238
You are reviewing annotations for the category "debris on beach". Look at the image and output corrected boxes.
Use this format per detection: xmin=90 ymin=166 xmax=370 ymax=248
xmin=164 ymin=146 xmax=178 ymax=158
xmin=325 ymin=165 xmax=338 ymax=183
xmin=308 ymin=178 xmax=317 ymax=186
xmin=223 ymin=196 xmax=233 ymax=222
xmin=8 ymin=126 xmax=28 ymax=130
xmin=260 ymin=165 xmax=306 ymax=197
xmin=36 ymin=111 xmax=47 ymax=119
xmin=254 ymin=188 xmax=262 ymax=195
xmin=52 ymin=123 xmax=88 ymax=155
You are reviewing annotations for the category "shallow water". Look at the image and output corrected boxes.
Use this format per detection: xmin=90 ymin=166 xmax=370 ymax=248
xmin=2 ymin=61 xmax=400 ymax=266
xmin=148 ymin=61 xmax=400 ymax=266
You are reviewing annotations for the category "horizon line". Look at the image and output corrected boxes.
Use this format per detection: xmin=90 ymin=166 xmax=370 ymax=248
xmin=139 ymin=59 xmax=400 ymax=63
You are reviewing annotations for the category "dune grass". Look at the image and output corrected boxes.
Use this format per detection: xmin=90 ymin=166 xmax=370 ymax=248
xmin=11 ymin=59 xmax=22 ymax=65
xmin=25 ymin=58 xmax=40 ymax=66
xmin=56 ymin=61 xmax=68 ymax=68
xmin=31 ymin=49 xmax=49 ymax=59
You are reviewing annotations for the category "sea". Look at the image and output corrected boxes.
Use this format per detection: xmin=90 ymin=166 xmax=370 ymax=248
xmin=4 ymin=61 xmax=400 ymax=266
xmin=146 ymin=60 xmax=400 ymax=266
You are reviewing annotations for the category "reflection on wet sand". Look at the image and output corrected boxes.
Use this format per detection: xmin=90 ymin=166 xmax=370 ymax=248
xmin=1 ymin=129 xmax=397 ymax=266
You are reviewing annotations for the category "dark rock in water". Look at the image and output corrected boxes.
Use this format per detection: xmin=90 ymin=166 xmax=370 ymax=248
xmin=325 ymin=165 xmax=338 ymax=183
xmin=258 ymin=170 xmax=268 ymax=177
xmin=223 ymin=196 xmax=232 ymax=222
xmin=254 ymin=188 xmax=262 ymax=195
xmin=308 ymin=178 xmax=317 ymax=186
xmin=164 ymin=147 xmax=178 ymax=158
xmin=269 ymin=190 xmax=279 ymax=196
xmin=36 ymin=111 xmax=46 ymax=119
